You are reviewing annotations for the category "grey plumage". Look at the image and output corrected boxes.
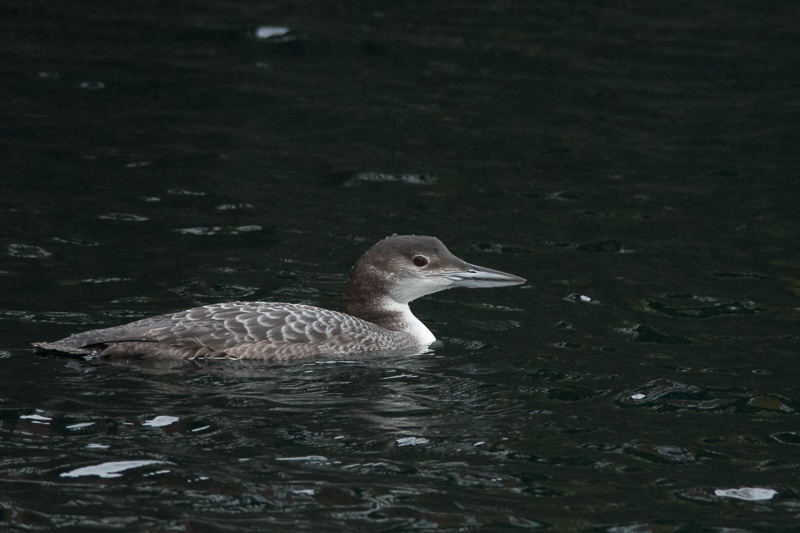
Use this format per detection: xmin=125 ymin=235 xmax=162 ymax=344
xmin=34 ymin=302 xmax=417 ymax=360
xmin=34 ymin=235 xmax=525 ymax=360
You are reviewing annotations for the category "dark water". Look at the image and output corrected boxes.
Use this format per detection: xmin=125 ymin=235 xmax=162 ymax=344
xmin=2 ymin=0 xmax=800 ymax=530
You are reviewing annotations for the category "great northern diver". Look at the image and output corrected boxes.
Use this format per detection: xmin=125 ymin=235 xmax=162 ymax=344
xmin=34 ymin=235 xmax=525 ymax=360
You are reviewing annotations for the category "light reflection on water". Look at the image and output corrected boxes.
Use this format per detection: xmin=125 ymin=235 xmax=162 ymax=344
xmin=2 ymin=352 xmax=555 ymax=529
xmin=3 ymin=334 xmax=798 ymax=530
xmin=2 ymin=0 xmax=800 ymax=530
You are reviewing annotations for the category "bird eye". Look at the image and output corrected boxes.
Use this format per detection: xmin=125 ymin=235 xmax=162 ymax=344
xmin=412 ymin=255 xmax=429 ymax=267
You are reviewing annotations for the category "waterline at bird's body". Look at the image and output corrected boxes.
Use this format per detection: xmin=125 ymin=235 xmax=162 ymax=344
xmin=34 ymin=235 xmax=525 ymax=360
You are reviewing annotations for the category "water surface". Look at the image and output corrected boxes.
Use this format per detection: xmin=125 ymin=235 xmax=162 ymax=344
xmin=2 ymin=0 xmax=799 ymax=530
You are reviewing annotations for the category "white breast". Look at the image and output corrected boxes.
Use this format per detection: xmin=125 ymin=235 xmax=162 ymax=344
xmin=379 ymin=298 xmax=436 ymax=345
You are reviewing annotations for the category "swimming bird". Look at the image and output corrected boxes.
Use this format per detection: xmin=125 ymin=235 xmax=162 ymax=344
xmin=34 ymin=235 xmax=525 ymax=360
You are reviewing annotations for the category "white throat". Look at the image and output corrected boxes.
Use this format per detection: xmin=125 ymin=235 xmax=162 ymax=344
xmin=380 ymin=298 xmax=436 ymax=345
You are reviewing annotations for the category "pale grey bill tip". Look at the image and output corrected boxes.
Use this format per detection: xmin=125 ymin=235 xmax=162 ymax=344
xmin=443 ymin=263 xmax=526 ymax=288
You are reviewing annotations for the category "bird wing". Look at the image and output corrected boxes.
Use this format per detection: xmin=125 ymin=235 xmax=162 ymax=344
xmin=153 ymin=301 xmax=353 ymax=349
xmin=37 ymin=301 xmax=369 ymax=355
